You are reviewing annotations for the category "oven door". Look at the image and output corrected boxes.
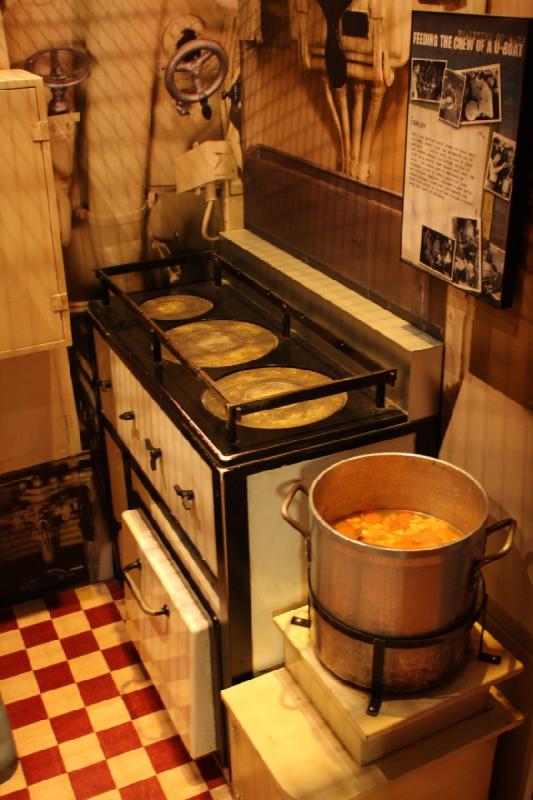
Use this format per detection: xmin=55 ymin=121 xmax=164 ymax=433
xmin=119 ymin=509 xmax=217 ymax=758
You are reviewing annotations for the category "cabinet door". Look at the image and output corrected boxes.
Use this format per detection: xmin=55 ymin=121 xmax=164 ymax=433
xmin=0 ymin=70 xmax=70 ymax=357
xmin=119 ymin=509 xmax=217 ymax=758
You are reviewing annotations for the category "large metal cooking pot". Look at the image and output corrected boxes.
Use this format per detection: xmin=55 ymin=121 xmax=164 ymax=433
xmin=282 ymin=453 xmax=515 ymax=693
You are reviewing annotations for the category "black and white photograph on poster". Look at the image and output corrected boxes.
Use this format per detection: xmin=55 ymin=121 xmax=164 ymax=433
xmin=452 ymin=217 xmax=481 ymax=291
xmin=482 ymin=243 xmax=505 ymax=302
xmin=402 ymin=11 xmax=530 ymax=307
xmin=411 ymin=59 xmax=447 ymax=103
xmin=460 ymin=65 xmax=502 ymax=125
xmin=485 ymin=132 xmax=516 ymax=201
xmin=419 ymin=225 xmax=454 ymax=279
xmin=438 ymin=69 xmax=466 ymax=128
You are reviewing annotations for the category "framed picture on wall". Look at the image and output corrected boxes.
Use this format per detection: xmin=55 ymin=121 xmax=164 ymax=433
xmin=401 ymin=12 xmax=531 ymax=308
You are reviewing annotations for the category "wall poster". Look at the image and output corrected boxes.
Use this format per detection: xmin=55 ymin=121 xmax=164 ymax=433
xmin=401 ymin=12 xmax=530 ymax=308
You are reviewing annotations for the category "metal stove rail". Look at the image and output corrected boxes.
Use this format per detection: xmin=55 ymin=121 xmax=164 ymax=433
xmin=95 ymin=256 xmax=398 ymax=444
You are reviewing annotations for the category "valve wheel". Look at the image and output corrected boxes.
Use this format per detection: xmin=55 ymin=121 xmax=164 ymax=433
xmin=165 ymin=38 xmax=229 ymax=105
xmin=24 ymin=47 xmax=90 ymax=88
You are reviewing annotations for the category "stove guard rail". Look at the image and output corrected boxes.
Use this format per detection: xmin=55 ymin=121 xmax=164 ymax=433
xmin=96 ymin=260 xmax=398 ymax=444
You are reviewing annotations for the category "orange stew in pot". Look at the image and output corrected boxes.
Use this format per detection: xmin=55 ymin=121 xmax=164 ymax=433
xmin=331 ymin=510 xmax=463 ymax=550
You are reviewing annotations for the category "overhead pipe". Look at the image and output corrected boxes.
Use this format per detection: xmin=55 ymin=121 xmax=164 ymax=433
xmin=83 ymin=0 xmax=164 ymax=270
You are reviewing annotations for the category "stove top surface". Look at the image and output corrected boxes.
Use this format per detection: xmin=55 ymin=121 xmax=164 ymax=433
xmin=89 ymin=255 xmax=407 ymax=465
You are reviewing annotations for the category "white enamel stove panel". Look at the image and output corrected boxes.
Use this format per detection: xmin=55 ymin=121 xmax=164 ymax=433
xmin=109 ymin=351 xmax=217 ymax=576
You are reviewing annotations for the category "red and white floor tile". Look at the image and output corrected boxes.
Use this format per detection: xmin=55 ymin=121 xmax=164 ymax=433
xmin=0 ymin=581 xmax=232 ymax=800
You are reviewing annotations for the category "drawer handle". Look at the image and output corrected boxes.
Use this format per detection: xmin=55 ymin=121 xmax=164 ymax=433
xmin=98 ymin=379 xmax=112 ymax=392
xmin=122 ymin=559 xmax=169 ymax=616
xmin=119 ymin=410 xmax=135 ymax=421
xmin=173 ymin=484 xmax=195 ymax=511
xmin=144 ymin=438 xmax=162 ymax=470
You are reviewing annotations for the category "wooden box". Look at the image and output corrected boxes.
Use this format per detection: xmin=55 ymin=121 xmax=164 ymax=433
xmin=222 ymin=669 xmax=522 ymax=800
xmin=274 ymin=607 xmax=523 ymax=766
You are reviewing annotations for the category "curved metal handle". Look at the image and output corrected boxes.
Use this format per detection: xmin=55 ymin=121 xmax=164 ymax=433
xmin=173 ymin=484 xmax=195 ymax=511
xmin=122 ymin=559 xmax=169 ymax=617
xmin=474 ymin=518 xmax=516 ymax=572
xmin=144 ymin=438 xmax=162 ymax=471
xmin=281 ymin=483 xmax=310 ymax=539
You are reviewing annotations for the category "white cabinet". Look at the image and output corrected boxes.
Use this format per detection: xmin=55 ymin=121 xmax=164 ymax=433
xmin=0 ymin=69 xmax=70 ymax=358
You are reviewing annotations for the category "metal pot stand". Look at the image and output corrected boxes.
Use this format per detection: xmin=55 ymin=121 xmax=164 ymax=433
xmin=292 ymin=573 xmax=501 ymax=717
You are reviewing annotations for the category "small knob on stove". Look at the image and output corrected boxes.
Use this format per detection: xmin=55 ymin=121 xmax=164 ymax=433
xmin=119 ymin=410 xmax=135 ymax=421
xmin=173 ymin=484 xmax=195 ymax=511
xmin=144 ymin=438 xmax=162 ymax=470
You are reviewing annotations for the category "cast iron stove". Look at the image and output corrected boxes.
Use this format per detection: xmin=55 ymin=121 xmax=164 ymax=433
xmin=89 ymin=251 xmax=407 ymax=465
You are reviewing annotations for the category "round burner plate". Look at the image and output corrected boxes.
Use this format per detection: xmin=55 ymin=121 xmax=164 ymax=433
xmin=202 ymin=367 xmax=347 ymax=429
xmin=140 ymin=294 xmax=213 ymax=321
xmin=164 ymin=320 xmax=278 ymax=368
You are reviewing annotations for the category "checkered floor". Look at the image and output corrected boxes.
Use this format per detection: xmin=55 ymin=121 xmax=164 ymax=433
xmin=0 ymin=581 xmax=231 ymax=800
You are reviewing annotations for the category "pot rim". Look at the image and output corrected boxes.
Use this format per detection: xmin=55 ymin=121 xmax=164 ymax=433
xmin=308 ymin=452 xmax=490 ymax=558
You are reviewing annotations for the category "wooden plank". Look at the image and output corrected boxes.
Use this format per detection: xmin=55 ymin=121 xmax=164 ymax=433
xmin=440 ymin=373 xmax=533 ymax=653
xmin=470 ymin=290 xmax=533 ymax=410
xmin=487 ymin=0 xmax=532 ymax=14
xmin=238 ymin=0 xmax=262 ymax=42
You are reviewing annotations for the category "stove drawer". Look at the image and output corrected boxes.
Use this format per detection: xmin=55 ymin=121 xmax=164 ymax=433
xmin=119 ymin=509 xmax=217 ymax=758
xmin=110 ymin=353 xmax=217 ymax=575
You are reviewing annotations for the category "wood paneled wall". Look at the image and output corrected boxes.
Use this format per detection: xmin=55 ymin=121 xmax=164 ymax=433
xmin=244 ymin=147 xmax=447 ymax=337
xmin=469 ymin=218 xmax=532 ymax=410
xmin=241 ymin=2 xmax=449 ymax=335
xmin=242 ymin=0 xmax=408 ymax=193
xmin=242 ymin=0 xmax=532 ymax=412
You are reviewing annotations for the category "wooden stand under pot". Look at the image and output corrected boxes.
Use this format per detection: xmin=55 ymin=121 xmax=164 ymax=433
xmin=221 ymin=609 xmax=523 ymax=800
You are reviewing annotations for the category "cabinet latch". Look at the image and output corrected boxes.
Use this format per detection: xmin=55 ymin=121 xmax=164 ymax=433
xmin=50 ymin=292 xmax=69 ymax=312
xmin=32 ymin=121 xmax=50 ymax=142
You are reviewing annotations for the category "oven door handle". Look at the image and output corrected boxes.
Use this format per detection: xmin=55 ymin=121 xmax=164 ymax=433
xmin=122 ymin=559 xmax=169 ymax=617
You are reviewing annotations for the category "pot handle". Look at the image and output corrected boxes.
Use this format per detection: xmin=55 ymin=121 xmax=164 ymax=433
xmin=281 ymin=482 xmax=310 ymax=540
xmin=474 ymin=518 xmax=516 ymax=572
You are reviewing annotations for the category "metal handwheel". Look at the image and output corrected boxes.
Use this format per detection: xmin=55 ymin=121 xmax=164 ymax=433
xmin=164 ymin=38 xmax=229 ymax=117
xmin=24 ymin=47 xmax=90 ymax=114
